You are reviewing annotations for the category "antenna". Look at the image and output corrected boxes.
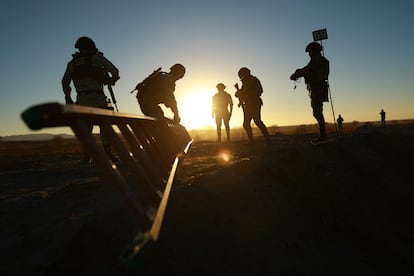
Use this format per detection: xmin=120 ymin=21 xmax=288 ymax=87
xmin=312 ymin=28 xmax=337 ymax=134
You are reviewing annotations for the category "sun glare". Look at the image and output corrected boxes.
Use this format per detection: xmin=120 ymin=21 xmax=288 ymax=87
xmin=179 ymin=87 xmax=215 ymax=130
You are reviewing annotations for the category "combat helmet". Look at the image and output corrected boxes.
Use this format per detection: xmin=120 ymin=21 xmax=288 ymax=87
xmin=305 ymin=42 xmax=322 ymax=54
xmin=75 ymin=36 xmax=98 ymax=52
xmin=238 ymin=67 xmax=251 ymax=79
xmin=170 ymin=63 xmax=186 ymax=79
xmin=216 ymin=83 xmax=226 ymax=90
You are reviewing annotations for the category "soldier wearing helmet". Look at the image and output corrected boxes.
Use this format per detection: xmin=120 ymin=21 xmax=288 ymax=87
xmin=234 ymin=67 xmax=270 ymax=144
xmin=61 ymin=36 xmax=120 ymax=164
xmin=135 ymin=63 xmax=185 ymax=124
xmin=212 ymin=83 xmax=233 ymax=142
xmin=290 ymin=42 xmax=330 ymax=142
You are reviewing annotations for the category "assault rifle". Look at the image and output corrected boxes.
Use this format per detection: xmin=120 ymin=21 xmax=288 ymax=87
xmin=105 ymin=71 xmax=119 ymax=112
xmin=130 ymin=67 xmax=162 ymax=94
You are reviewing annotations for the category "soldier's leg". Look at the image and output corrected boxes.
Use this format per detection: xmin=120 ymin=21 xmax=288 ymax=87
xmin=252 ymin=104 xmax=270 ymax=142
xmin=80 ymin=123 xmax=94 ymax=164
xmin=243 ymin=108 xmax=254 ymax=143
xmin=311 ymin=99 xmax=326 ymax=139
xmin=224 ymin=118 xmax=231 ymax=142
xmin=216 ymin=117 xmax=222 ymax=142
xmin=101 ymin=136 xmax=119 ymax=162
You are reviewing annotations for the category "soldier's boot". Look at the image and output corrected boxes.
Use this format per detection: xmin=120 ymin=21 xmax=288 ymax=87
xmin=317 ymin=123 xmax=328 ymax=142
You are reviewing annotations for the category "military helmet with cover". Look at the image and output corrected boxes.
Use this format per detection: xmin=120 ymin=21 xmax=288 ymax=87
xmin=305 ymin=42 xmax=322 ymax=54
xmin=75 ymin=36 xmax=98 ymax=52
xmin=170 ymin=63 xmax=186 ymax=79
xmin=238 ymin=67 xmax=251 ymax=79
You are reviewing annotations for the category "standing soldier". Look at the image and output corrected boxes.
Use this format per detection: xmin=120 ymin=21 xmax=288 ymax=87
xmin=212 ymin=83 xmax=233 ymax=142
xmin=380 ymin=109 xmax=386 ymax=126
xmin=290 ymin=42 xmax=330 ymax=143
xmin=62 ymin=36 xmax=120 ymax=164
xmin=235 ymin=67 xmax=270 ymax=145
xmin=337 ymin=114 xmax=344 ymax=133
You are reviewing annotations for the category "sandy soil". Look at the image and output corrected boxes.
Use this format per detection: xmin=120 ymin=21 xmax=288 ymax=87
xmin=1 ymin=125 xmax=414 ymax=275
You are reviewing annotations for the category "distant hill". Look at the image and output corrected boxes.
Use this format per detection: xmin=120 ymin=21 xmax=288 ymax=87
xmin=1 ymin=133 xmax=75 ymax=141
xmin=2 ymin=118 xmax=413 ymax=142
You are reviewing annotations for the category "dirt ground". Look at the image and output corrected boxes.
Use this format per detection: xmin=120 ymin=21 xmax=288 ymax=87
xmin=1 ymin=125 xmax=414 ymax=275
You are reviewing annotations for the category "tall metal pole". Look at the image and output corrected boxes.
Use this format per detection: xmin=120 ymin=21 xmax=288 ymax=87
xmin=319 ymin=39 xmax=338 ymax=134
xmin=313 ymin=28 xmax=337 ymax=134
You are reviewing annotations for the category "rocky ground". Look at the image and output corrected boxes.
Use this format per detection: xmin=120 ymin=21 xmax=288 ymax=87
xmin=1 ymin=125 xmax=413 ymax=275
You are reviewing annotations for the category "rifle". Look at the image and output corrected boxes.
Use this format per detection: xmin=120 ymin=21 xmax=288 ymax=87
xmin=105 ymin=71 xmax=119 ymax=112
xmin=130 ymin=67 xmax=162 ymax=94
xmin=234 ymin=83 xmax=245 ymax=111
xmin=107 ymin=83 xmax=118 ymax=112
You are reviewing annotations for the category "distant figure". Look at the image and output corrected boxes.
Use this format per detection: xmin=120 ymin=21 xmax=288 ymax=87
xmin=212 ymin=83 xmax=233 ymax=142
xmin=337 ymin=114 xmax=344 ymax=133
xmin=380 ymin=109 xmax=386 ymax=126
xmin=135 ymin=64 xmax=185 ymax=124
xmin=235 ymin=67 xmax=270 ymax=144
xmin=61 ymin=36 xmax=120 ymax=164
xmin=290 ymin=42 xmax=330 ymax=143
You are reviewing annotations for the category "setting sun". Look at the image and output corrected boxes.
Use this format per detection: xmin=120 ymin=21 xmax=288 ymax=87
xmin=178 ymin=87 xmax=215 ymax=130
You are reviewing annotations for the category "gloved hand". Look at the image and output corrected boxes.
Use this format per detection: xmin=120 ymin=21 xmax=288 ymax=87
xmin=290 ymin=70 xmax=300 ymax=81
xmin=173 ymin=114 xmax=181 ymax=124
xmin=65 ymin=96 xmax=74 ymax=104
xmin=108 ymin=76 xmax=120 ymax=86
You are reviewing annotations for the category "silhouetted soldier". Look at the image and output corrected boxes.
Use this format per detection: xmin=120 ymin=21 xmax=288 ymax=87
xmin=290 ymin=42 xmax=330 ymax=143
xmin=212 ymin=83 xmax=233 ymax=142
xmin=135 ymin=64 xmax=185 ymax=124
xmin=62 ymin=36 xmax=120 ymax=164
xmin=134 ymin=64 xmax=186 ymax=161
xmin=380 ymin=109 xmax=386 ymax=126
xmin=235 ymin=67 xmax=270 ymax=144
xmin=337 ymin=114 xmax=344 ymax=133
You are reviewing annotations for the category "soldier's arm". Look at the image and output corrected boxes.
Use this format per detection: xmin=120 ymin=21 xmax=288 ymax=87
xmin=170 ymin=102 xmax=180 ymax=123
xmin=61 ymin=62 xmax=74 ymax=104
xmin=290 ymin=62 xmax=311 ymax=80
xmin=164 ymin=92 xmax=180 ymax=123
xmin=100 ymin=55 xmax=120 ymax=84
xmin=212 ymin=97 xmax=215 ymax=118
xmin=228 ymin=94 xmax=233 ymax=115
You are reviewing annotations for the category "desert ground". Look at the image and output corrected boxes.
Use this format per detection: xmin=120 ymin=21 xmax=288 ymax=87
xmin=1 ymin=123 xmax=413 ymax=275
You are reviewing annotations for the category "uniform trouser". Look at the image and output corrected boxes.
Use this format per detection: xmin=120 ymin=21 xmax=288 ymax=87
xmin=243 ymin=101 xmax=269 ymax=142
xmin=311 ymin=98 xmax=326 ymax=136
xmin=76 ymin=91 xmax=113 ymax=157
xmin=137 ymin=97 xmax=165 ymax=119
xmin=215 ymin=112 xmax=231 ymax=141
xmin=137 ymin=97 xmax=170 ymax=145
xmin=137 ymin=96 xmax=180 ymax=161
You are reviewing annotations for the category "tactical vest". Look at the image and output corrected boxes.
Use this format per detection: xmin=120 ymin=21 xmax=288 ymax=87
xmin=137 ymin=71 xmax=175 ymax=104
xmin=243 ymin=76 xmax=263 ymax=101
xmin=305 ymin=56 xmax=329 ymax=102
xmin=71 ymin=53 xmax=106 ymax=84
xmin=304 ymin=56 xmax=329 ymax=86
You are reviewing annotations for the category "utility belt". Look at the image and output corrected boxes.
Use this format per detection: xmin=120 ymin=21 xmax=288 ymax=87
xmin=77 ymin=90 xmax=104 ymax=97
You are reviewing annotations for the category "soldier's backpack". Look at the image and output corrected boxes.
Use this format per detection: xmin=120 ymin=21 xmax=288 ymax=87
xmin=135 ymin=67 xmax=163 ymax=97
